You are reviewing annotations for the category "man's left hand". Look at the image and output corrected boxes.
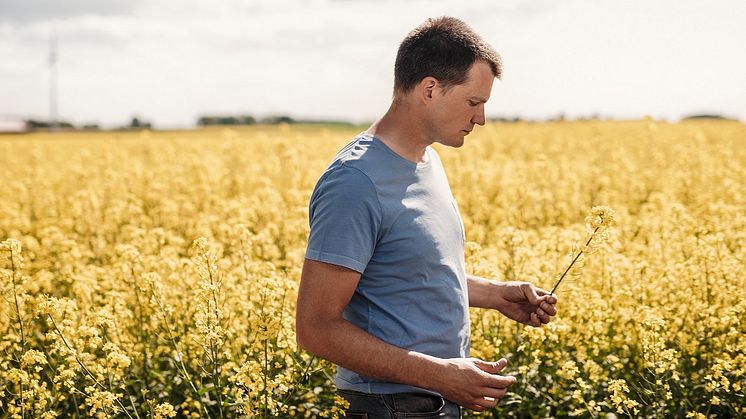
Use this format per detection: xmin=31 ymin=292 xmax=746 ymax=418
xmin=494 ymin=282 xmax=558 ymax=327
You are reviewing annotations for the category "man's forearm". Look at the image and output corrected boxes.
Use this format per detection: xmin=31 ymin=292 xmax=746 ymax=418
xmin=467 ymin=274 xmax=501 ymax=309
xmin=297 ymin=317 xmax=446 ymax=391
xmin=467 ymin=275 xmax=557 ymax=328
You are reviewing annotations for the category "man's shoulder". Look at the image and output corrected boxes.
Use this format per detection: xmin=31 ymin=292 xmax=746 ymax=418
xmin=331 ymin=133 xmax=379 ymax=163
xmin=324 ymin=134 xmax=392 ymax=181
xmin=317 ymin=161 xmax=376 ymax=194
xmin=314 ymin=136 xmax=379 ymax=198
xmin=310 ymin=146 xmax=382 ymax=218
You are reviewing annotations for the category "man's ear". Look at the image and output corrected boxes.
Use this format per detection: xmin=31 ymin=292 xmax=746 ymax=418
xmin=418 ymin=77 xmax=439 ymax=103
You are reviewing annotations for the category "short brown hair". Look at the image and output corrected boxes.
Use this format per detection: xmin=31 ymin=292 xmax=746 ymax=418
xmin=394 ymin=16 xmax=502 ymax=96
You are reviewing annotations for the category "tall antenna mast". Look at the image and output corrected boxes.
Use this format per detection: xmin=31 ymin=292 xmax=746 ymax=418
xmin=49 ymin=33 xmax=58 ymax=132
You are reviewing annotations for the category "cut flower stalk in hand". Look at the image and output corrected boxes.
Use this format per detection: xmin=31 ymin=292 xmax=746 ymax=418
xmin=550 ymin=206 xmax=616 ymax=295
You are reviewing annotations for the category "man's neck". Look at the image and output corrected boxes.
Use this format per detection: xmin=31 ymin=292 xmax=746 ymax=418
xmin=365 ymin=101 xmax=432 ymax=164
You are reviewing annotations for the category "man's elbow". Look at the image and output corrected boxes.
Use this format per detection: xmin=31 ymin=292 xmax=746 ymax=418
xmin=296 ymin=315 xmax=342 ymax=361
xmin=295 ymin=316 xmax=321 ymax=355
xmin=295 ymin=321 xmax=311 ymax=352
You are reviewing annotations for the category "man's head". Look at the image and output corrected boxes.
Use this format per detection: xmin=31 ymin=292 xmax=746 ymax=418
xmin=393 ymin=17 xmax=502 ymax=148
xmin=394 ymin=16 xmax=502 ymax=97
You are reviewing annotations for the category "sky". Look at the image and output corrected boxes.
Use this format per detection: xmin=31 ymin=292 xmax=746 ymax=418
xmin=1 ymin=0 xmax=745 ymax=129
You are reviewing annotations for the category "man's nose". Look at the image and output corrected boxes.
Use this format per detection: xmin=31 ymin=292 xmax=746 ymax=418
xmin=472 ymin=107 xmax=486 ymax=126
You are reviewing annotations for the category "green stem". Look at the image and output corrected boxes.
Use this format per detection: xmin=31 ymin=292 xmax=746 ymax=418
xmin=129 ymin=265 xmax=150 ymax=394
xmin=264 ymin=336 xmax=269 ymax=419
xmin=72 ymin=389 xmax=81 ymax=417
xmin=257 ymin=285 xmax=271 ymax=419
xmin=47 ymin=314 xmax=135 ymax=419
xmin=7 ymin=244 xmax=30 ymax=419
xmin=573 ymin=378 xmax=598 ymax=419
xmin=129 ymin=396 xmax=143 ymax=419
xmin=147 ymin=282 xmax=212 ymax=419
xmin=206 ymin=255 xmax=224 ymax=418
xmin=550 ymin=226 xmax=599 ymax=295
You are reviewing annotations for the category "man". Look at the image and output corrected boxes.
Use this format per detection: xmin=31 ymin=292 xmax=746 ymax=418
xmin=296 ymin=16 xmax=558 ymax=418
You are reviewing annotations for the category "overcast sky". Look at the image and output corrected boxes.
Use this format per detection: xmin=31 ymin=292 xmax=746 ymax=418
xmin=1 ymin=0 xmax=745 ymax=128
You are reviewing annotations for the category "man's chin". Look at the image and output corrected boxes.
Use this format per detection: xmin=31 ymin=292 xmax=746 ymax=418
xmin=436 ymin=136 xmax=465 ymax=148
xmin=451 ymin=136 xmax=466 ymax=148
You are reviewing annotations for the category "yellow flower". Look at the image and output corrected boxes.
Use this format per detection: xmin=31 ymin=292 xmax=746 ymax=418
xmin=85 ymin=387 xmax=119 ymax=416
xmin=608 ymin=379 xmax=639 ymax=414
xmin=585 ymin=205 xmax=616 ymax=230
xmin=558 ymin=360 xmax=579 ymax=380
xmin=154 ymin=402 xmax=177 ymax=419
xmin=21 ymin=349 xmax=47 ymax=371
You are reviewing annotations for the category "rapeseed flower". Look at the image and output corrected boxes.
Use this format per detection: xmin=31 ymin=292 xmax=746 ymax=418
xmin=0 ymin=122 xmax=743 ymax=417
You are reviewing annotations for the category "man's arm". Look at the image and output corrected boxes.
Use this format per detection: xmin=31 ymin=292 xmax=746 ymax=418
xmin=296 ymin=258 xmax=516 ymax=411
xmin=467 ymin=274 xmax=558 ymax=327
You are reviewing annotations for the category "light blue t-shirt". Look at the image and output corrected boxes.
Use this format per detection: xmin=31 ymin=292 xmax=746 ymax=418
xmin=305 ymin=133 xmax=470 ymax=395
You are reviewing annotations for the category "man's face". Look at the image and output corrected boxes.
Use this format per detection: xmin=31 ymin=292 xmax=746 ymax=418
xmin=427 ymin=60 xmax=495 ymax=148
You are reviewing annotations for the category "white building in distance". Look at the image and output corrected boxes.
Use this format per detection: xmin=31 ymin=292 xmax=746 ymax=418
xmin=0 ymin=115 xmax=28 ymax=133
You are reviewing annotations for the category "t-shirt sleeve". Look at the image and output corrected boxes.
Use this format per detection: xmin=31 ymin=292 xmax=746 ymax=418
xmin=305 ymin=165 xmax=382 ymax=274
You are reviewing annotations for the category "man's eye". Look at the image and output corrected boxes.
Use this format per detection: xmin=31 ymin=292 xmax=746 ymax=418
xmin=468 ymin=101 xmax=479 ymax=106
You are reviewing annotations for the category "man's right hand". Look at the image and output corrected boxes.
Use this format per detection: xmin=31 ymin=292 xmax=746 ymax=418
xmin=431 ymin=357 xmax=516 ymax=411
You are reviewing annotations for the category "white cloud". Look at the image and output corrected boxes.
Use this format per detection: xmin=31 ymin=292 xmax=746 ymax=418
xmin=0 ymin=0 xmax=138 ymax=23
xmin=0 ymin=0 xmax=744 ymax=127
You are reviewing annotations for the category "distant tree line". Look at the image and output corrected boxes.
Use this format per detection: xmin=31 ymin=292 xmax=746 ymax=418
xmin=681 ymin=114 xmax=736 ymax=121
xmin=23 ymin=116 xmax=150 ymax=132
xmin=196 ymin=114 xmax=351 ymax=126
xmin=26 ymin=119 xmax=76 ymax=129
xmin=7 ymin=113 xmax=738 ymax=134
xmin=128 ymin=117 xmax=152 ymax=129
xmin=197 ymin=115 xmax=300 ymax=126
xmin=198 ymin=115 xmax=257 ymax=125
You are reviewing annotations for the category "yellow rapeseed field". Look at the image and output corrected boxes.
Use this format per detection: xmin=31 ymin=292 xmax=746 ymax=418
xmin=1 ymin=120 xmax=744 ymax=418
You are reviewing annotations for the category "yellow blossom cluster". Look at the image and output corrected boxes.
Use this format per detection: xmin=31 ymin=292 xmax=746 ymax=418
xmin=608 ymin=379 xmax=640 ymax=416
xmin=1 ymin=120 xmax=745 ymax=417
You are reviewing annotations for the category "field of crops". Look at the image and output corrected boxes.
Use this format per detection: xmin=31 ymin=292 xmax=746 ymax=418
xmin=1 ymin=120 xmax=744 ymax=418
